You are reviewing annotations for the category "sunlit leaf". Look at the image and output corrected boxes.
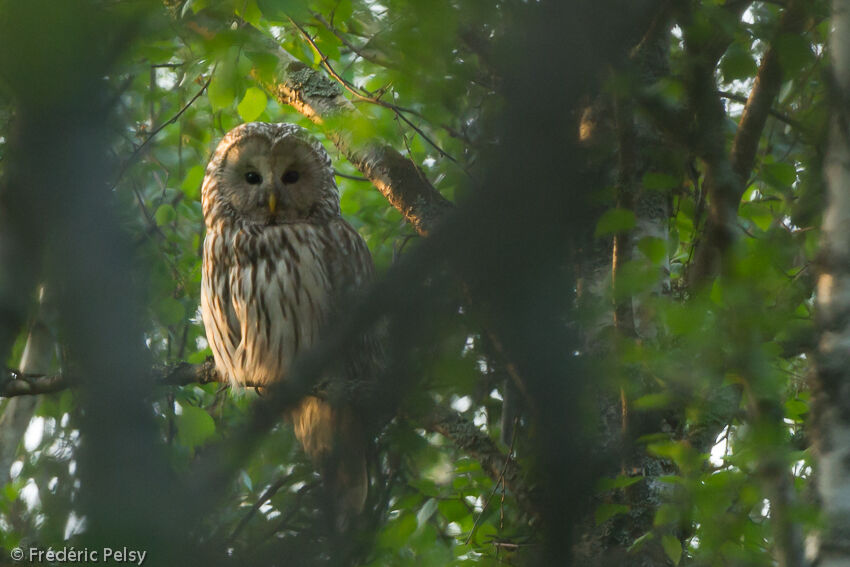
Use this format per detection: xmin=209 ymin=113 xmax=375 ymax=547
xmin=237 ymin=86 xmax=268 ymax=121
xmin=181 ymin=165 xmax=206 ymax=200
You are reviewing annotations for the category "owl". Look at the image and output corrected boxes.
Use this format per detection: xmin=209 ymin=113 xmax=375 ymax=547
xmin=200 ymin=122 xmax=373 ymax=513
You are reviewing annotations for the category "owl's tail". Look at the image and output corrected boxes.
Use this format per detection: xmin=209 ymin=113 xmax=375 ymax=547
xmin=290 ymin=396 xmax=368 ymax=515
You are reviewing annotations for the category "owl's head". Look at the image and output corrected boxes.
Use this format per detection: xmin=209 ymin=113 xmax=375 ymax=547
xmin=202 ymin=122 xmax=340 ymax=229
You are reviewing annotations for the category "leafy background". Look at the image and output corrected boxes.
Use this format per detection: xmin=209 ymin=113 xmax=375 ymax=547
xmin=0 ymin=0 xmax=836 ymax=566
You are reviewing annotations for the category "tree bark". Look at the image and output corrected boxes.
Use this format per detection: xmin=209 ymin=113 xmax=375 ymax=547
xmin=812 ymin=2 xmax=850 ymax=565
xmin=256 ymin=47 xmax=454 ymax=236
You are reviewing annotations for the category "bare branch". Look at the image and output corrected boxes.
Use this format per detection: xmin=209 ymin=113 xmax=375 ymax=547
xmin=0 ymin=357 xmax=222 ymax=398
xmin=718 ymin=90 xmax=806 ymax=133
xmin=112 ymin=75 xmax=211 ymax=190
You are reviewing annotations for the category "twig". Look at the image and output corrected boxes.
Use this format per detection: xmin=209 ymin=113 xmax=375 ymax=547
xmin=289 ymin=17 xmax=470 ymax=168
xmin=228 ymin=474 xmax=293 ymax=544
xmin=717 ymin=90 xmax=805 ymax=133
xmin=0 ymin=358 xmax=222 ymax=398
xmin=111 ymin=75 xmax=211 ymax=190
xmin=333 ymin=170 xmax=370 ymax=182
xmin=465 ymin=417 xmax=518 ymax=544
xmin=310 ymin=12 xmax=395 ymax=70
xmin=310 ymin=15 xmax=478 ymax=145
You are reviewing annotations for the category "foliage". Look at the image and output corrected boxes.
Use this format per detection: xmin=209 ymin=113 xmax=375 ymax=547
xmin=0 ymin=0 xmax=836 ymax=565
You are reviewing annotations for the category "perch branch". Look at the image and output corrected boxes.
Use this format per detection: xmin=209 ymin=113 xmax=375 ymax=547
xmin=0 ymin=357 xmax=221 ymax=398
xmin=248 ymin=35 xmax=453 ymax=235
xmin=288 ymin=18 xmax=468 ymax=169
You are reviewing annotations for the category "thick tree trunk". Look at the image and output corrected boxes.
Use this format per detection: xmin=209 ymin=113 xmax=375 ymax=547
xmin=812 ymin=2 xmax=850 ymax=565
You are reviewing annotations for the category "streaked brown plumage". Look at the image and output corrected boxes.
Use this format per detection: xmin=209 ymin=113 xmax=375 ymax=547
xmin=200 ymin=122 xmax=373 ymax=512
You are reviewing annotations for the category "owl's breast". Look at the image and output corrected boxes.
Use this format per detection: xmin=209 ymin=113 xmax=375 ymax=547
xmin=223 ymin=224 xmax=334 ymax=387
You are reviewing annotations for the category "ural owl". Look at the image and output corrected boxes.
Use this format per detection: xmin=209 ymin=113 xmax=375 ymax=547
xmin=200 ymin=122 xmax=373 ymax=512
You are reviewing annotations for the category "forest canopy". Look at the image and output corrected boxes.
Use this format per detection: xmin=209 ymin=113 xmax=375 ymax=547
xmin=0 ymin=0 xmax=845 ymax=566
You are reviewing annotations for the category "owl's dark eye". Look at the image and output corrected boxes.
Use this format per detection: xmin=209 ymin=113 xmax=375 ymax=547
xmin=282 ymin=170 xmax=300 ymax=184
xmin=244 ymin=171 xmax=262 ymax=185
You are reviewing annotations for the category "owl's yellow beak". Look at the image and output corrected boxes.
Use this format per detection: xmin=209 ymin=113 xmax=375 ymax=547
xmin=268 ymin=193 xmax=277 ymax=214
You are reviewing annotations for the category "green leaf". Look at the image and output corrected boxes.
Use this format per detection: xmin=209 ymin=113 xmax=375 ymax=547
xmin=597 ymin=475 xmax=643 ymax=492
xmin=438 ymin=499 xmax=468 ymax=522
xmin=642 ymin=172 xmax=679 ymax=191
xmin=240 ymin=470 xmax=253 ymax=492
xmin=235 ymin=0 xmax=262 ymax=26
xmin=595 ymin=208 xmax=636 ymax=237
xmin=208 ymin=60 xmax=237 ymax=111
xmin=595 ymin=503 xmax=629 ymax=525
xmin=720 ymin=43 xmax=757 ymax=83
xmin=762 ymin=162 xmax=796 ymax=188
xmin=3 ymin=480 xmax=23 ymax=502
xmin=181 ymin=165 xmax=206 ymax=201
xmin=637 ymin=236 xmax=667 ymax=265
xmin=181 ymin=0 xmax=209 ymax=17
xmin=247 ymin=50 xmax=279 ymax=84
xmin=634 ymin=392 xmax=673 ymax=410
xmin=654 ymin=503 xmax=680 ymax=528
xmin=776 ymin=33 xmax=815 ymax=75
xmin=237 ymin=87 xmax=267 ymax=122
xmin=785 ymin=398 xmax=809 ymax=420
xmin=154 ymin=204 xmax=176 ymax=226
xmin=662 ymin=534 xmax=682 ymax=565
xmin=379 ymin=513 xmax=417 ymax=548
xmin=710 ymin=277 xmax=724 ymax=305
xmin=416 ymin=497 xmax=439 ymax=528
xmin=177 ymin=404 xmax=216 ymax=449
xmin=627 ymin=531 xmax=654 ymax=552
xmin=740 ymin=202 xmax=774 ymax=232
xmin=256 ymin=0 xmax=308 ymax=21
xmin=156 ymin=296 xmax=185 ymax=326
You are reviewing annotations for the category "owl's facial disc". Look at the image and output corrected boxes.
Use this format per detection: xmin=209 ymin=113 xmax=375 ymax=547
xmin=216 ymin=133 xmax=336 ymax=226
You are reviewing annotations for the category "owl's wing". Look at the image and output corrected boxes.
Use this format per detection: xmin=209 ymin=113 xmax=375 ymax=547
xmin=321 ymin=218 xmax=382 ymax=389
xmin=325 ymin=218 xmax=375 ymax=297
xmin=201 ymin=233 xmax=241 ymax=384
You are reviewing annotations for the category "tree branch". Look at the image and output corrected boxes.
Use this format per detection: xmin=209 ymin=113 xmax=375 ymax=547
xmin=1 ymin=355 xmax=540 ymax=519
xmin=251 ymin=37 xmax=454 ymax=236
xmin=729 ymin=0 xmax=807 ymax=184
xmin=718 ymin=90 xmax=806 ymax=133
xmin=112 ymin=75 xmax=211 ymax=190
xmin=422 ymin=406 xmax=537 ymax=519
xmin=0 ymin=357 xmax=221 ymax=398
xmin=688 ymin=0 xmax=807 ymax=284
